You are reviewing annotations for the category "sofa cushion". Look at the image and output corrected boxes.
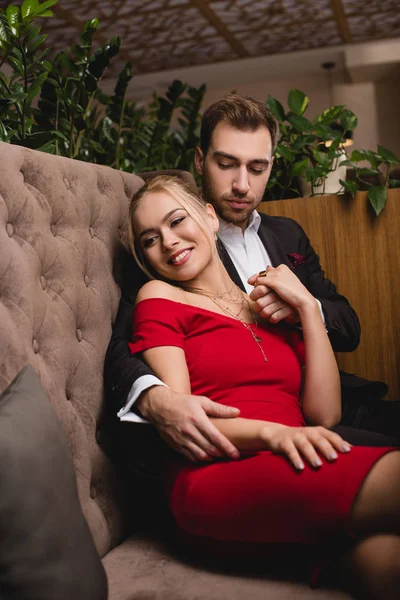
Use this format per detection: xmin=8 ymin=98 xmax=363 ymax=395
xmin=0 ymin=366 xmax=107 ymax=600
xmin=103 ymin=534 xmax=352 ymax=600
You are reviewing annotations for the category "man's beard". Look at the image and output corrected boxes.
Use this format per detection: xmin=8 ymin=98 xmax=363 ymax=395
xmin=202 ymin=172 xmax=251 ymax=227
xmin=201 ymin=173 xmax=253 ymax=226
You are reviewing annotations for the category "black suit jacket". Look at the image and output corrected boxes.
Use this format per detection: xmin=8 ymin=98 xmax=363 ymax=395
xmin=104 ymin=212 xmax=362 ymax=413
xmin=220 ymin=213 xmax=360 ymax=351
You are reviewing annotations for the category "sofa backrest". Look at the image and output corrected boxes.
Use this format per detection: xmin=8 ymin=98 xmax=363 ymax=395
xmin=0 ymin=142 xmax=144 ymax=557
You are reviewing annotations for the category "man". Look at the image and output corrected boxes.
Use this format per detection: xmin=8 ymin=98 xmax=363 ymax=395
xmin=105 ymin=94 xmax=397 ymax=464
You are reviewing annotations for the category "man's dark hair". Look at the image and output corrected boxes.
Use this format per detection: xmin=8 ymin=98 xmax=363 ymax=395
xmin=200 ymin=93 xmax=280 ymax=155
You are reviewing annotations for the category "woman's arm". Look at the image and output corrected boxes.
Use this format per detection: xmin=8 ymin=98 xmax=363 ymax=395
xmin=141 ymin=345 xmax=274 ymax=451
xmin=298 ymin=300 xmax=341 ymax=428
xmin=141 ymin=315 xmax=348 ymax=469
xmin=257 ymin=265 xmax=341 ymax=428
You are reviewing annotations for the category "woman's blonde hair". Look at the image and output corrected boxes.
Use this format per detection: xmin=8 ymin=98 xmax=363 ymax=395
xmin=128 ymin=175 xmax=216 ymax=280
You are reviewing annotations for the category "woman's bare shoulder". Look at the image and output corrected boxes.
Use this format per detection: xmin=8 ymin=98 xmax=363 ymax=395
xmin=135 ymin=280 xmax=183 ymax=305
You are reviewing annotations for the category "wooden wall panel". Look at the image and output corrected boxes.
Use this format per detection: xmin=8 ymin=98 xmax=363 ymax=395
xmin=258 ymin=190 xmax=400 ymax=399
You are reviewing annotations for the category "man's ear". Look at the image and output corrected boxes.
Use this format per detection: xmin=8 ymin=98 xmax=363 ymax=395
xmin=205 ymin=203 xmax=219 ymax=233
xmin=194 ymin=147 xmax=204 ymax=176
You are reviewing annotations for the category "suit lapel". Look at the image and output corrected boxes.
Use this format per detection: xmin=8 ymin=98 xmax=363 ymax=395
xmin=257 ymin=217 xmax=292 ymax=268
xmin=217 ymin=214 xmax=293 ymax=290
xmin=216 ymin=238 xmax=246 ymax=291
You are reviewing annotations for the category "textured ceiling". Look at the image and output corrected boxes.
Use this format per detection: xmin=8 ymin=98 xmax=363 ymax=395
xmin=42 ymin=0 xmax=400 ymax=77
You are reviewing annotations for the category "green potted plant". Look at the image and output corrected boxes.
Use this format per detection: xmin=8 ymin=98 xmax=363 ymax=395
xmin=0 ymin=0 xmax=205 ymax=180
xmin=0 ymin=0 xmax=60 ymax=150
xmin=340 ymin=146 xmax=400 ymax=215
xmin=0 ymin=0 xmax=121 ymax=155
xmin=264 ymin=88 xmax=399 ymax=216
xmin=264 ymin=89 xmax=358 ymax=200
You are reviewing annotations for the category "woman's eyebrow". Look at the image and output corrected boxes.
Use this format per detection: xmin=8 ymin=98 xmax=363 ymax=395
xmin=138 ymin=208 xmax=185 ymax=240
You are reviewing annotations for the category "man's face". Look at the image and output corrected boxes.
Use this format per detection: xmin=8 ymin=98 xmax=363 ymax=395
xmin=195 ymin=122 xmax=273 ymax=231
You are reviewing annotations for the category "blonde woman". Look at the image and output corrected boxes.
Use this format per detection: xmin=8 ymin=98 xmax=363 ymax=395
xmin=127 ymin=175 xmax=399 ymax=599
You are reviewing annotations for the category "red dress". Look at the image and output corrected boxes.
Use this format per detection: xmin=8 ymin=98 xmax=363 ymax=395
xmin=129 ymin=298 xmax=394 ymax=551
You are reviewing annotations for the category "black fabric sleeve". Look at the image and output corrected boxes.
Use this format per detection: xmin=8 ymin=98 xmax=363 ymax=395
xmin=103 ymin=242 xmax=160 ymax=413
xmin=290 ymin=219 xmax=361 ymax=352
xmin=104 ymin=295 xmax=155 ymax=413
xmin=264 ymin=215 xmax=361 ymax=352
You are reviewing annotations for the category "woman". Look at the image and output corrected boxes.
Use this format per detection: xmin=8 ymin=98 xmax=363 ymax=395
xmin=127 ymin=175 xmax=399 ymax=598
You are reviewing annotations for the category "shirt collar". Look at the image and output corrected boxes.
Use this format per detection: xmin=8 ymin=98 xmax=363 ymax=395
xmin=217 ymin=210 xmax=261 ymax=236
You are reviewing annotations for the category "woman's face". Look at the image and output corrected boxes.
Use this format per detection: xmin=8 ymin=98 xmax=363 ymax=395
xmin=133 ymin=189 xmax=219 ymax=282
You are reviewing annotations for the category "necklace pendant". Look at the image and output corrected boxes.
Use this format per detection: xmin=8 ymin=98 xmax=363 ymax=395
xmin=254 ymin=335 xmax=262 ymax=343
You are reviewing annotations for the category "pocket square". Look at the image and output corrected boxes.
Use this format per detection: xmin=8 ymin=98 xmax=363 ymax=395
xmin=287 ymin=253 xmax=306 ymax=268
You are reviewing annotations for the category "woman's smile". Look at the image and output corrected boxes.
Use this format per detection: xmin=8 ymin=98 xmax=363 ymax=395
xmin=168 ymin=248 xmax=193 ymax=266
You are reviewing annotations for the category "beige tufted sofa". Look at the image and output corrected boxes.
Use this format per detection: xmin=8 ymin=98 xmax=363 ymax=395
xmin=0 ymin=141 xmax=352 ymax=600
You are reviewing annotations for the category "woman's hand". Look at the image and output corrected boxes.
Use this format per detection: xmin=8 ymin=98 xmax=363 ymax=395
xmin=260 ymin=423 xmax=351 ymax=471
xmin=257 ymin=265 xmax=316 ymax=313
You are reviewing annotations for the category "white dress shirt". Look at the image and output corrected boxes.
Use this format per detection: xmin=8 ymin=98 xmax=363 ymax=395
xmin=217 ymin=211 xmax=271 ymax=294
xmin=117 ymin=212 xmax=325 ymax=423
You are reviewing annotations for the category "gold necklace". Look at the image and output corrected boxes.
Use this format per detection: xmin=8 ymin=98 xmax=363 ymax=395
xmin=183 ymin=285 xmax=268 ymax=363
xmin=186 ymin=282 xmax=242 ymax=303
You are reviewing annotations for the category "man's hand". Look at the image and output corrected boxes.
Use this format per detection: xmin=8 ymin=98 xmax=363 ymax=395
xmin=248 ymin=269 xmax=300 ymax=325
xmin=136 ymin=386 xmax=241 ymax=462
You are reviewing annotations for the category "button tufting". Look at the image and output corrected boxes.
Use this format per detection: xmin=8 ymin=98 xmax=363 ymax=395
xmin=84 ymin=275 xmax=90 ymax=287
xmin=32 ymin=339 xmax=39 ymax=354
xmin=40 ymin=276 xmax=47 ymax=290
xmin=76 ymin=328 xmax=83 ymax=342
xmin=90 ymin=486 xmax=97 ymax=500
xmin=6 ymin=223 xmax=13 ymax=237
xmin=95 ymin=429 xmax=102 ymax=444
xmin=66 ymin=392 xmax=71 ymax=401
xmin=51 ymin=224 xmax=56 ymax=236
xmin=89 ymin=227 xmax=95 ymax=238
xmin=63 ymin=177 xmax=71 ymax=190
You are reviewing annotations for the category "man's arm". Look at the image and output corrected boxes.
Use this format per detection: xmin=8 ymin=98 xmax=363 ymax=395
xmin=104 ymin=296 xmax=155 ymax=412
xmin=135 ymin=385 xmax=240 ymax=461
xmin=104 ymin=294 xmax=240 ymax=460
xmin=290 ymin=218 xmax=360 ymax=351
xmin=253 ymin=215 xmax=361 ymax=352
